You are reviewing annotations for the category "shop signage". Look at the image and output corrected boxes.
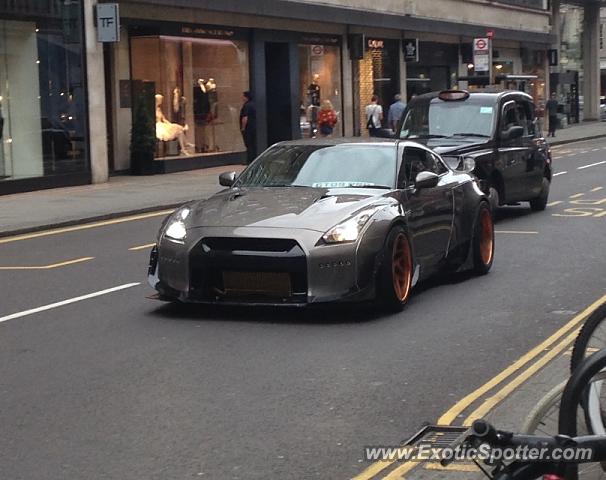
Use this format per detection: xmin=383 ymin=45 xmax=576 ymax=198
xmin=473 ymin=37 xmax=490 ymax=72
xmin=367 ymin=39 xmax=385 ymax=50
xmin=311 ymin=45 xmax=324 ymax=56
xmin=548 ymin=49 xmax=558 ymax=67
xmin=96 ymin=3 xmax=120 ymax=43
xmin=403 ymin=38 xmax=419 ymax=62
xmin=181 ymin=26 xmax=235 ymax=38
xmin=300 ymin=34 xmax=340 ymax=46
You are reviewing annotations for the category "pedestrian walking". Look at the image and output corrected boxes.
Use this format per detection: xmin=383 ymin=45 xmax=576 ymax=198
xmin=546 ymin=92 xmax=559 ymax=138
xmin=387 ymin=94 xmax=406 ymax=132
xmin=240 ymin=91 xmax=257 ymax=164
xmin=318 ymin=100 xmax=338 ymax=137
xmin=365 ymin=95 xmax=383 ymax=137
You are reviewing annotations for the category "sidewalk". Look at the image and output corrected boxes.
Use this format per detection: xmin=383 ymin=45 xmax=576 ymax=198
xmin=548 ymin=119 xmax=606 ymax=146
xmin=1 ymin=120 xmax=605 ymax=237
xmin=0 ymin=165 xmax=245 ymax=237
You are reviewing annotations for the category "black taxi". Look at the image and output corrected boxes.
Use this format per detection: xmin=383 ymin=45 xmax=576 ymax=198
xmin=396 ymin=90 xmax=552 ymax=211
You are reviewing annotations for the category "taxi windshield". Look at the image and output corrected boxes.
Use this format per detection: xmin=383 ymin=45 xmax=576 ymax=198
xmin=400 ymin=97 xmax=496 ymax=139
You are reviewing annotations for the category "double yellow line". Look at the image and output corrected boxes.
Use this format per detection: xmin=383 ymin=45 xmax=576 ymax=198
xmin=353 ymin=292 xmax=606 ymax=480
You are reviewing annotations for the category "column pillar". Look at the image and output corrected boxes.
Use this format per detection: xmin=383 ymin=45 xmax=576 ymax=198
xmin=84 ymin=0 xmax=109 ymax=183
xmin=341 ymin=35 xmax=355 ymax=137
xmin=583 ymin=1 xmax=600 ymax=121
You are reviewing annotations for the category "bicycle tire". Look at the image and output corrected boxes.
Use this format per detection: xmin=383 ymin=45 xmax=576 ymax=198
xmin=521 ymin=381 xmax=566 ymax=435
xmin=571 ymin=302 xmax=606 ymax=373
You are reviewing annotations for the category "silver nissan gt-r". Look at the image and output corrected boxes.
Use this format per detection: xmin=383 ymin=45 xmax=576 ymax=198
xmin=148 ymin=138 xmax=494 ymax=311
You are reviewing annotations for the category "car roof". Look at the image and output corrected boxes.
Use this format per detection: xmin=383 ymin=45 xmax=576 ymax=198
xmin=275 ymin=137 xmax=398 ymax=147
xmin=411 ymin=89 xmax=533 ymax=104
xmin=271 ymin=137 xmax=437 ymax=154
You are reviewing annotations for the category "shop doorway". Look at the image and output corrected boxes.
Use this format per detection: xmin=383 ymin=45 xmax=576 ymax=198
xmin=265 ymin=42 xmax=293 ymax=146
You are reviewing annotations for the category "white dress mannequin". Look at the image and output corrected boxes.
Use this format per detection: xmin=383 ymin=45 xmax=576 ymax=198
xmin=155 ymin=94 xmax=190 ymax=155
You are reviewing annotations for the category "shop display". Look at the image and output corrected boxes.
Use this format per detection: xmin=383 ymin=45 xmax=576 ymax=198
xmin=298 ymin=45 xmax=342 ymax=138
xmin=131 ymin=35 xmax=248 ymax=160
xmin=155 ymin=94 xmax=190 ymax=155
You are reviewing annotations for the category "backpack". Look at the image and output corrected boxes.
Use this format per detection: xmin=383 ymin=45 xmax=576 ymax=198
xmin=366 ymin=105 xmax=379 ymax=130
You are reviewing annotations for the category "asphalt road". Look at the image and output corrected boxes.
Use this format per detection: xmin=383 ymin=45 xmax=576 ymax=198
xmin=1 ymin=138 xmax=605 ymax=480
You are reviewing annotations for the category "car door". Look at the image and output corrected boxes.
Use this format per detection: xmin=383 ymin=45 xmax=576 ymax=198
xmin=498 ymin=99 xmax=528 ymax=202
xmin=520 ymin=100 xmax=546 ymax=198
xmin=399 ymin=146 xmax=454 ymax=269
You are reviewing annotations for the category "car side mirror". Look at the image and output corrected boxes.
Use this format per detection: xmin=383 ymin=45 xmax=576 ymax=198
xmin=414 ymin=171 xmax=440 ymax=189
xmin=219 ymin=171 xmax=236 ymax=187
xmin=500 ymin=125 xmax=524 ymax=141
xmin=373 ymin=128 xmax=396 ymax=139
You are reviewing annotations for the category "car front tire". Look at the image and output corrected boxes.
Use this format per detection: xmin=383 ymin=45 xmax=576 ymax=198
xmin=376 ymin=226 xmax=413 ymax=312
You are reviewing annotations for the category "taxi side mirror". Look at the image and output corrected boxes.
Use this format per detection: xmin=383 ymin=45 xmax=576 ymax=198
xmin=219 ymin=171 xmax=236 ymax=187
xmin=414 ymin=171 xmax=440 ymax=189
xmin=500 ymin=125 xmax=524 ymax=141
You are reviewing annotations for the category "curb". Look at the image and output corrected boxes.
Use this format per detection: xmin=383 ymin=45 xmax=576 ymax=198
xmin=548 ymin=133 xmax=606 ymax=146
xmin=0 ymin=202 xmax=189 ymax=240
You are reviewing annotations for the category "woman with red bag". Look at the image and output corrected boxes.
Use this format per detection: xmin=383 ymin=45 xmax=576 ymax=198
xmin=317 ymin=100 xmax=338 ymax=137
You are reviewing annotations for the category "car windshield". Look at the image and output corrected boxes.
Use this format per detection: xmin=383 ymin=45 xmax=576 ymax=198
xmin=400 ymin=97 xmax=496 ymax=139
xmin=234 ymin=144 xmax=397 ymax=189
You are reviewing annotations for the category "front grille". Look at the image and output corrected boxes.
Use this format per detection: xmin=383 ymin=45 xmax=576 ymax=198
xmin=189 ymin=237 xmax=307 ymax=303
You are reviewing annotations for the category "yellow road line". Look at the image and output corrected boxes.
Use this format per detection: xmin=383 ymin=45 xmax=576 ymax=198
xmin=591 ymin=187 xmax=604 ymax=192
xmin=438 ymin=292 xmax=606 ymax=425
xmin=129 ymin=243 xmax=156 ymax=251
xmin=0 ymin=210 xmax=174 ymax=245
xmin=352 ymin=293 xmax=606 ymax=480
xmin=495 ymin=230 xmax=538 ymax=234
xmin=547 ymin=201 xmax=563 ymax=207
xmin=424 ymin=462 xmax=479 ymax=472
xmin=0 ymin=256 xmax=95 ymax=270
xmin=570 ymin=193 xmax=585 ymax=199
xmin=462 ymin=328 xmax=578 ymax=425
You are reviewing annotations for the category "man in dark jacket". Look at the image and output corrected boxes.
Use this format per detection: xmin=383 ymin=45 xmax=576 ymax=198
xmin=546 ymin=92 xmax=559 ymax=138
xmin=240 ymin=91 xmax=257 ymax=164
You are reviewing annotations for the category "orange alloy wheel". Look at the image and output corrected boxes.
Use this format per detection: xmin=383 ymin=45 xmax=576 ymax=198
xmin=479 ymin=208 xmax=494 ymax=266
xmin=392 ymin=233 xmax=413 ymax=302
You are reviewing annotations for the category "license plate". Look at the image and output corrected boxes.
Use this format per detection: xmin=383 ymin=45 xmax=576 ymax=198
xmin=222 ymin=271 xmax=292 ymax=297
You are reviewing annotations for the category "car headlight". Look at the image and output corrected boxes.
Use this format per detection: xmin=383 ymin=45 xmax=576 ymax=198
xmin=163 ymin=207 xmax=190 ymax=242
xmin=322 ymin=207 xmax=381 ymax=244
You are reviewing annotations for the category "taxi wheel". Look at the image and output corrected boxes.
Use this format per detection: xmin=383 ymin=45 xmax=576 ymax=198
xmin=377 ymin=226 xmax=413 ymax=312
xmin=472 ymin=203 xmax=494 ymax=275
xmin=530 ymin=177 xmax=550 ymax=211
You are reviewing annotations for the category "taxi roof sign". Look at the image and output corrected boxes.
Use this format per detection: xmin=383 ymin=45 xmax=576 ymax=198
xmin=438 ymin=90 xmax=470 ymax=101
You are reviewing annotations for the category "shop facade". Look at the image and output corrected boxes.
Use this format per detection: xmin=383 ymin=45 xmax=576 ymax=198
xmin=0 ymin=0 xmax=90 ymax=194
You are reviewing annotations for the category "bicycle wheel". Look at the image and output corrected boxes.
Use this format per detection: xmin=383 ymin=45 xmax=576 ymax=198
xmin=571 ymin=303 xmax=606 ymax=436
xmin=521 ymin=381 xmax=566 ymax=435
xmin=571 ymin=303 xmax=606 ymax=372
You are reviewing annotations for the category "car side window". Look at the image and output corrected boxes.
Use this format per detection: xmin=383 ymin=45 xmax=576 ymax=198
xmin=502 ymin=101 xmax=518 ymax=133
xmin=400 ymin=147 xmax=446 ymax=186
xmin=515 ymin=102 xmax=529 ymax=136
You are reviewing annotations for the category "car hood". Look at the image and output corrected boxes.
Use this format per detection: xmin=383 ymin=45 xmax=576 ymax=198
xmin=187 ymin=186 xmax=394 ymax=233
xmin=412 ymin=138 xmax=489 ymax=156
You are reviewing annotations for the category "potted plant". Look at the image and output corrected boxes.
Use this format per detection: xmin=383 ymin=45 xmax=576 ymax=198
xmin=130 ymin=81 xmax=156 ymax=175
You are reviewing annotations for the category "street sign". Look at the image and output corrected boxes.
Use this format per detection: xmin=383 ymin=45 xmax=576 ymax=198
xmin=487 ymin=30 xmax=495 ymax=39
xmin=548 ymin=49 xmax=558 ymax=67
xmin=311 ymin=45 xmax=324 ymax=56
xmin=473 ymin=37 xmax=490 ymax=73
xmin=96 ymin=3 xmax=120 ymax=43
xmin=403 ymin=38 xmax=419 ymax=62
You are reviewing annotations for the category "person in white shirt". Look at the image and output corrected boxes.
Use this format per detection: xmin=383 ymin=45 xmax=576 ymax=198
xmin=365 ymin=95 xmax=383 ymax=137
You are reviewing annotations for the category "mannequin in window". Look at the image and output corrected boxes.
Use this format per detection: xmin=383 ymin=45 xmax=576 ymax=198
xmin=155 ymin=94 xmax=190 ymax=155
xmin=193 ymin=79 xmax=211 ymax=152
xmin=307 ymin=73 xmax=321 ymax=106
xmin=206 ymin=78 xmax=218 ymax=120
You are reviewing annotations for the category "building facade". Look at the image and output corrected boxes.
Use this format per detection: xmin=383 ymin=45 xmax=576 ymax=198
xmin=0 ymin=0 xmax=569 ymax=193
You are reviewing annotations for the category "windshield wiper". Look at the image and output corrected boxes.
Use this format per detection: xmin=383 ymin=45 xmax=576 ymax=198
xmin=450 ymin=133 xmax=490 ymax=138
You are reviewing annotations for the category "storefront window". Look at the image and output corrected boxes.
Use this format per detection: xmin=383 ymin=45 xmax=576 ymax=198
xmin=357 ymin=39 xmax=399 ymax=134
xmin=130 ymin=35 xmax=249 ymax=159
xmin=0 ymin=2 xmax=87 ymax=182
xmin=298 ymin=44 xmax=342 ymax=138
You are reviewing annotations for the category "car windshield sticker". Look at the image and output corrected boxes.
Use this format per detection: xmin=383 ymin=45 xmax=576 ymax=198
xmin=480 ymin=107 xmax=493 ymax=114
xmin=312 ymin=181 xmax=375 ymax=188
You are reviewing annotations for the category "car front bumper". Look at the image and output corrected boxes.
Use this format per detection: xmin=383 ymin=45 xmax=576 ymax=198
xmin=147 ymin=226 xmax=384 ymax=305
